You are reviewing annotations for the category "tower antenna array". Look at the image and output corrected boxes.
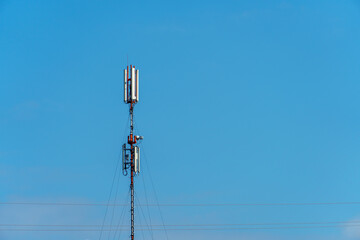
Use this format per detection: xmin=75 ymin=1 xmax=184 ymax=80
xmin=122 ymin=65 xmax=142 ymax=240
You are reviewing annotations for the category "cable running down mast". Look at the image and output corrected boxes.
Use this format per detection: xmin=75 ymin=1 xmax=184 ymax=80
xmin=122 ymin=65 xmax=142 ymax=240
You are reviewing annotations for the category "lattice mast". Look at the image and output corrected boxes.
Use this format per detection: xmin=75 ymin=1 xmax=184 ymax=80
xmin=122 ymin=65 xmax=142 ymax=240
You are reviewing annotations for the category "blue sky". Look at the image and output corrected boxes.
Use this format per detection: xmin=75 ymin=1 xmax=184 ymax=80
xmin=1 ymin=0 xmax=360 ymax=239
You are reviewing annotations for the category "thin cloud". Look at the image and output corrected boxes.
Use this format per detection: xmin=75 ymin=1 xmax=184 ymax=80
xmin=344 ymin=216 xmax=360 ymax=239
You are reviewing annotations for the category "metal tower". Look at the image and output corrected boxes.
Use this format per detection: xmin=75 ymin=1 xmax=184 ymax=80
xmin=122 ymin=65 xmax=142 ymax=240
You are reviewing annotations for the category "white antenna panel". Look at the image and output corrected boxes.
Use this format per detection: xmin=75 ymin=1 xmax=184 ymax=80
xmin=136 ymin=70 xmax=139 ymax=102
xmin=124 ymin=70 xmax=127 ymax=103
xmin=131 ymin=67 xmax=136 ymax=101
xmin=122 ymin=144 xmax=126 ymax=171
xmin=134 ymin=146 xmax=140 ymax=174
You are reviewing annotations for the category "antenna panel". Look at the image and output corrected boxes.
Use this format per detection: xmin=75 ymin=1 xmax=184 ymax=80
xmin=124 ymin=70 xmax=127 ymax=103
xmin=122 ymin=144 xmax=126 ymax=170
xmin=136 ymin=70 xmax=139 ymax=102
xmin=134 ymin=146 xmax=140 ymax=174
xmin=131 ymin=67 xmax=136 ymax=101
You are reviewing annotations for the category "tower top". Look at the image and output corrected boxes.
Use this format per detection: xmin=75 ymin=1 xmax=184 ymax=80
xmin=124 ymin=65 xmax=139 ymax=104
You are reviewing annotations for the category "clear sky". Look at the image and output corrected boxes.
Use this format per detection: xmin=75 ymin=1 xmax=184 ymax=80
xmin=1 ymin=0 xmax=360 ymax=240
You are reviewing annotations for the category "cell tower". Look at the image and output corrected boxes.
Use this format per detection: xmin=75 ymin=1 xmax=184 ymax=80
xmin=122 ymin=65 xmax=142 ymax=240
